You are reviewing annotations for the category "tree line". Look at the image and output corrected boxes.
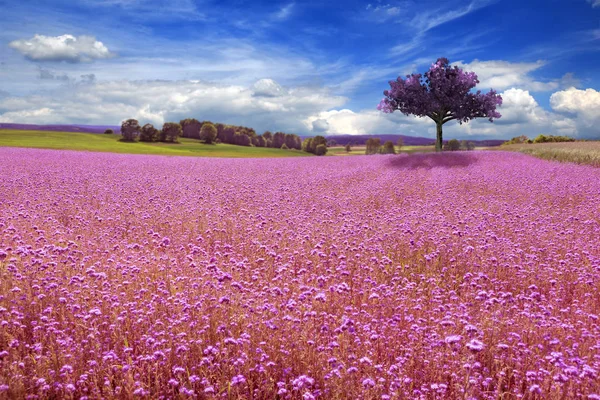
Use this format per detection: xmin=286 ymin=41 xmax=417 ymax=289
xmin=502 ymin=134 xmax=576 ymax=145
xmin=115 ymin=118 xmax=304 ymax=151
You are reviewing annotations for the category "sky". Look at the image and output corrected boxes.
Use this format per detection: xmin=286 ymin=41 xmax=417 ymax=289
xmin=0 ymin=0 xmax=599 ymax=140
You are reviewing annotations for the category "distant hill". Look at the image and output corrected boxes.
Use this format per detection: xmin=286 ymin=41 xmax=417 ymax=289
xmin=302 ymin=134 xmax=505 ymax=147
xmin=0 ymin=124 xmax=506 ymax=147
xmin=0 ymin=123 xmax=120 ymax=134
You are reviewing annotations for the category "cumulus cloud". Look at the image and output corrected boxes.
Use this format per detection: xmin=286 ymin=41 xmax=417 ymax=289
xmin=303 ymin=109 xmax=429 ymax=135
xmin=9 ymin=34 xmax=114 ymax=63
xmin=455 ymin=59 xmax=578 ymax=92
xmin=311 ymin=119 xmax=330 ymax=132
xmin=0 ymin=79 xmax=346 ymax=132
xmin=302 ymin=87 xmax=599 ymax=139
xmin=493 ymin=88 xmax=548 ymax=125
xmin=252 ymin=79 xmax=285 ymax=97
xmin=550 ymin=87 xmax=600 ymax=132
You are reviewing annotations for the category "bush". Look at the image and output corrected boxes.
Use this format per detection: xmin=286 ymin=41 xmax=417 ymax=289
xmin=281 ymin=144 xmax=289 ymax=150
xmin=503 ymin=135 xmax=530 ymax=145
xmin=381 ymin=141 xmax=396 ymax=154
xmin=443 ymin=139 xmax=460 ymax=151
xmin=533 ymin=134 xmax=575 ymax=144
xmin=200 ymin=123 xmax=218 ymax=144
xmin=460 ymin=140 xmax=476 ymax=151
xmin=104 ymin=129 xmax=114 ymax=135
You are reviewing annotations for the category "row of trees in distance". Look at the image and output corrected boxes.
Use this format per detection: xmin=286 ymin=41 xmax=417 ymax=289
xmin=116 ymin=118 xmax=304 ymax=151
xmin=502 ymin=134 xmax=576 ymax=145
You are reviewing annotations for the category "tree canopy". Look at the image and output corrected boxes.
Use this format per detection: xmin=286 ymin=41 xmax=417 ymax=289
xmin=120 ymin=119 xmax=140 ymax=142
xmin=377 ymin=58 xmax=502 ymax=151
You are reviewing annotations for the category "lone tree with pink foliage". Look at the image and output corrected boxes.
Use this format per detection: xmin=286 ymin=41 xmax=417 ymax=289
xmin=378 ymin=58 xmax=503 ymax=152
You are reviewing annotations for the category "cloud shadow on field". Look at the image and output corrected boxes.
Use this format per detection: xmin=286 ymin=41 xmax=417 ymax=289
xmin=387 ymin=153 xmax=479 ymax=170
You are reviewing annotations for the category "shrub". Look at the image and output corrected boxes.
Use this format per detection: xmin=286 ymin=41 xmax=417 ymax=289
xmin=104 ymin=129 xmax=114 ymax=135
xmin=503 ymin=135 xmax=530 ymax=145
xmin=533 ymin=134 xmax=575 ymax=143
xmin=281 ymin=144 xmax=289 ymax=150
xmin=381 ymin=141 xmax=396 ymax=154
xmin=443 ymin=139 xmax=460 ymax=151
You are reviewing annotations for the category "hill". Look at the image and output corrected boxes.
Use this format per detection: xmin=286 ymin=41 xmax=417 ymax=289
xmin=0 ymin=123 xmax=121 ymax=134
xmin=1 ymin=124 xmax=505 ymax=147
xmin=0 ymin=129 xmax=310 ymax=158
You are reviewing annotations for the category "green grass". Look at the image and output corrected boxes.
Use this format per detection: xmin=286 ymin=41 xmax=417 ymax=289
xmin=0 ymin=129 xmax=311 ymax=158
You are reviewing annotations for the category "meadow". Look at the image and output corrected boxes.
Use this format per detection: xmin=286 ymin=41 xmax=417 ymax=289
xmin=499 ymin=142 xmax=600 ymax=167
xmin=1 ymin=148 xmax=599 ymax=399
xmin=0 ymin=130 xmax=310 ymax=158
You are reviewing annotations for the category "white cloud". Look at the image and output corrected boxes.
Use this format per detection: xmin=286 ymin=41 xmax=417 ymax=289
xmin=550 ymin=87 xmax=600 ymax=132
xmin=252 ymin=79 xmax=285 ymax=97
xmin=494 ymin=88 xmax=548 ymax=125
xmin=9 ymin=34 xmax=114 ymax=63
xmin=274 ymin=3 xmax=295 ymax=20
xmin=303 ymin=109 xmax=429 ymax=135
xmin=410 ymin=1 xmax=494 ymax=33
xmin=0 ymin=79 xmax=346 ymax=133
xmin=588 ymin=0 xmax=600 ymax=7
xmin=455 ymin=59 xmax=578 ymax=92
xmin=302 ymin=87 xmax=599 ymax=140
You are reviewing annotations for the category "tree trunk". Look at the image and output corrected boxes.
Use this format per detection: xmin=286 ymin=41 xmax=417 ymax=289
xmin=435 ymin=122 xmax=443 ymax=152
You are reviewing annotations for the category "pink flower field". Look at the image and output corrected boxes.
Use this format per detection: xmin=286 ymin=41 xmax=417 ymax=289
xmin=1 ymin=147 xmax=599 ymax=399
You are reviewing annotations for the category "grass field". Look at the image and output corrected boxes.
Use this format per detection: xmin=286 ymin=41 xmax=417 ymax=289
xmin=0 ymin=129 xmax=311 ymax=158
xmin=498 ymin=141 xmax=600 ymax=167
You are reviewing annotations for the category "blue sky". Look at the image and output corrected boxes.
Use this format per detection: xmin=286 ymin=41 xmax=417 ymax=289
xmin=1 ymin=0 xmax=599 ymax=139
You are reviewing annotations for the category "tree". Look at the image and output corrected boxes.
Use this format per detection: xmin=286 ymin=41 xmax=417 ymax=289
xmin=180 ymin=119 xmax=202 ymax=139
xmin=444 ymin=139 xmax=461 ymax=151
xmin=121 ymin=119 xmax=141 ymax=142
xmin=345 ymin=144 xmax=352 ymax=153
xmin=315 ymin=144 xmax=327 ymax=156
xmin=104 ymin=128 xmax=114 ymax=135
xmin=365 ymin=138 xmax=381 ymax=155
xmin=381 ymin=140 xmax=396 ymax=154
xmin=161 ymin=122 xmax=182 ymax=143
xmin=397 ymin=137 xmax=403 ymax=151
xmin=377 ymin=57 xmax=502 ymax=152
xmin=302 ymin=136 xmax=327 ymax=155
xmin=272 ymin=132 xmax=286 ymax=148
xmin=140 ymin=123 xmax=159 ymax=142
xmin=200 ymin=122 xmax=218 ymax=144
